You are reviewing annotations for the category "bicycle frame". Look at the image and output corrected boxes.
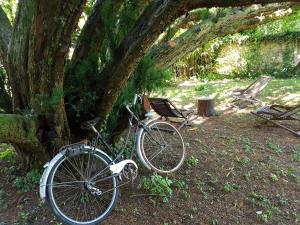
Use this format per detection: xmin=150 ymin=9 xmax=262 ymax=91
xmin=39 ymin=96 xmax=156 ymax=201
xmin=87 ymin=104 xmax=156 ymax=183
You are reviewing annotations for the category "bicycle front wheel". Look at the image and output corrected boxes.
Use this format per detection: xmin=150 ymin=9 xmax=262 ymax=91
xmin=140 ymin=120 xmax=185 ymax=174
xmin=46 ymin=149 xmax=119 ymax=225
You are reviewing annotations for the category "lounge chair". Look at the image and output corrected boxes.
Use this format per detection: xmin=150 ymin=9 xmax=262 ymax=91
xmin=146 ymin=97 xmax=196 ymax=130
xmin=251 ymin=104 xmax=300 ymax=137
xmin=231 ymin=75 xmax=272 ymax=107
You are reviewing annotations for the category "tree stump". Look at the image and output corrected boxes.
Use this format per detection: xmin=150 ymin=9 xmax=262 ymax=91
xmin=197 ymin=97 xmax=215 ymax=117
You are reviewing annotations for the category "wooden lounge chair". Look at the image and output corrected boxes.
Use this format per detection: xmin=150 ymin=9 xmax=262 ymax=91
xmin=231 ymin=75 xmax=273 ymax=107
xmin=251 ymin=104 xmax=300 ymax=137
xmin=147 ymin=97 xmax=196 ymax=130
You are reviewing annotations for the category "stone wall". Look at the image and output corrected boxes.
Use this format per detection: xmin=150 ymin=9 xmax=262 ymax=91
xmin=213 ymin=38 xmax=300 ymax=75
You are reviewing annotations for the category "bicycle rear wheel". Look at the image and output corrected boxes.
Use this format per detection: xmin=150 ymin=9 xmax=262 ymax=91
xmin=46 ymin=149 xmax=119 ymax=225
xmin=140 ymin=120 xmax=185 ymax=174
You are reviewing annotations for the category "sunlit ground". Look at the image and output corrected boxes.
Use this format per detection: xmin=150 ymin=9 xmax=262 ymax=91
xmin=152 ymin=77 xmax=300 ymax=125
xmin=153 ymin=77 xmax=300 ymax=109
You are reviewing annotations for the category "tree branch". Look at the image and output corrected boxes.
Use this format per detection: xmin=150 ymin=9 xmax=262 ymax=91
xmin=187 ymin=0 xmax=300 ymax=10
xmin=150 ymin=3 xmax=299 ymax=68
xmin=94 ymin=0 xmax=300 ymax=121
xmin=0 ymin=6 xmax=12 ymax=69
xmin=70 ymin=0 xmax=122 ymax=66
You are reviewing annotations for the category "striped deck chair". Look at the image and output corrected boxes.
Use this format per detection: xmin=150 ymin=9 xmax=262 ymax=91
xmin=251 ymin=104 xmax=300 ymax=137
xmin=147 ymin=97 xmax=196 ymax=130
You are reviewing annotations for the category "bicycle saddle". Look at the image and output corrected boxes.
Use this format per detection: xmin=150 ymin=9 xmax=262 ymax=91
xmin=80 ymin=117 xmax=100 ymax=130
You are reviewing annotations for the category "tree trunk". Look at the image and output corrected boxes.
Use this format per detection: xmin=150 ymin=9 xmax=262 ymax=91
xmin=0 ymin=0 xmax=87 ymax=167
xmin=0 ymin=114 xmax=47 ymax=168
xmin=197 ymin=97 xmax=215 ymax=117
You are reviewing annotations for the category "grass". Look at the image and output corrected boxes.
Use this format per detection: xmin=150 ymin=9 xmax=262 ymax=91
xmin=153 ymin=77 xmax=300 ymax=109
xmin=0 ymin=144 xmax=15 ymax=162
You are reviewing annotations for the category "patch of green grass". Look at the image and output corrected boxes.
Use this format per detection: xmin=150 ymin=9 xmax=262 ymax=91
xmin=210 ymin=218 xmax=219 ymax=225
xmin=196 ymin=181 xmax=209 ymax=199
xmin=207 ymin=172 xmax=219 ymax=186
xmin=292 ymin=145 xmax=300 ymax=162
xmin=235 ymin=156 xmax=250 ymax=166
xmin=19 ymin=211 xmax=30 ymax=224
xmin=223 ymin=182 xmax=240 ymax=193
xmin=154 ymin=78 xmax=300 ymax=109
xmin=267 ymin=138 xmax=284 ymax=154
xmin=270 ymin=173 xmax=279 ymax=182
xmin=13 ymin=169 xmax=40 ymax=192
xmin=247 ymin=192 xmax=280 ymax=223
xmin=275 ymin=193 xmax=289 ymax=206
xmin=0 ymin=144 xmax=15 ymax=162
xmin=244 ymin=171 xmax=251 ymax=181
xmin=187 ymin=155 xmax=199 ymax=167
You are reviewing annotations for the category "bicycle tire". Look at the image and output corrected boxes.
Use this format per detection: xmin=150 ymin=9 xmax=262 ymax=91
xmin=140 ymin=120 xmax=185 ymax=174
xmin=46 ymin=149 xmax=119 ymax=225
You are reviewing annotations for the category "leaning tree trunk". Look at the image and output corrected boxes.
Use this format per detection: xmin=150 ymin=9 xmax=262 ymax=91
xmin=1 ymin=0 xmax=87 ymax=167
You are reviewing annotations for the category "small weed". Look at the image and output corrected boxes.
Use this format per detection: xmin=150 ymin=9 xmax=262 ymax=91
xmin=141 ymin=174 xmax=173 ymax=202
xmin=187 ymin=156 xmax=199 ymax=167
xmin=248 ymin=192 xmax=279 ymax=223
xmin=172 ymin=179 xmax=187 ymax=190
xmin=0 ymin=144 xmax=15 ymax=162
xmin=235 ymin=156 xmax=250 ymax=166
xmin=287 ymin=167 xmax=297 ymax=177
xmin=267 ymin=138 xmax=283 ymax=154
xmin=181 ymin=190 xmax=191 ymax=199
xmin=243 ymin=144 xmax=254 ymax=153
xmin=270 ymin=173 xmax=279 ymax=182
xmin=0 ymin=187 xmax=7 ymax=209
xmin=195 ymin=84 xmax=206 ymax=92
xmin=14 ymin=169 xmax=40 ymax=192
xmin=19 ymin=211 xmax=30 ymax=223
xmin=275 ymin=194 xmax=289 ymax=206
xmin=228 ymin=137 xmax=237 ymax=145
xmin=223 ymin=182 xmax=240 ymax=193
xmin=244 ymin=171 xmax=251 ymax=181
xmin=132 ymin=207 xmax=140 ymax=216
xmin=273 ymin=166 xmax=287 ymax=178
xmin=207 ymin=173 xmax=219 ymax=186
xmin=210 ymin=218 xmax=219 ymax=225
xmin=196 ymin=181 xmax=209 ymax=199
xmin=242 ymin=137 xmax=252 ymax=145
xmin=292 ymin=145 xmax=300 ymax=162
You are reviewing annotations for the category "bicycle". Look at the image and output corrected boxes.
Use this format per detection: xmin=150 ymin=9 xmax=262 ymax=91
xmin=40 ymin=94 xmax=185 ymax=225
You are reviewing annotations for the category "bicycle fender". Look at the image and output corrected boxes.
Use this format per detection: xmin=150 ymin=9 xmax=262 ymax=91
xmin=39 ymin=145 xmax=113 ymax=202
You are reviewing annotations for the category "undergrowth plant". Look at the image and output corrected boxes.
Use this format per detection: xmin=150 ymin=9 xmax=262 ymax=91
xmin=141 ymin=174 xmax=188 ymax=203
xmin=14 ymin=169 xmax=40 ymax=192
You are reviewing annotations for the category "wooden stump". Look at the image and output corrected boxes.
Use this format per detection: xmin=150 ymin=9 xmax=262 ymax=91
xmin=197 ymin=97 xmax=215 ymax=117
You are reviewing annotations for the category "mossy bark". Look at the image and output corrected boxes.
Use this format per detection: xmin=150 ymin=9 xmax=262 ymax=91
xmin=0 ymin=114 xmax=47 ymax=168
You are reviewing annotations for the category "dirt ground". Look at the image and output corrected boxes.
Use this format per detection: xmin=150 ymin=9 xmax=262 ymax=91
xmin=0 ymin=108 xmax=299 ymax=225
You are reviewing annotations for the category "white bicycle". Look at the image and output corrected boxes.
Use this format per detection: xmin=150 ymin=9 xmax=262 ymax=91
xmin=40 ymin=94 xmax=185 ymax=225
